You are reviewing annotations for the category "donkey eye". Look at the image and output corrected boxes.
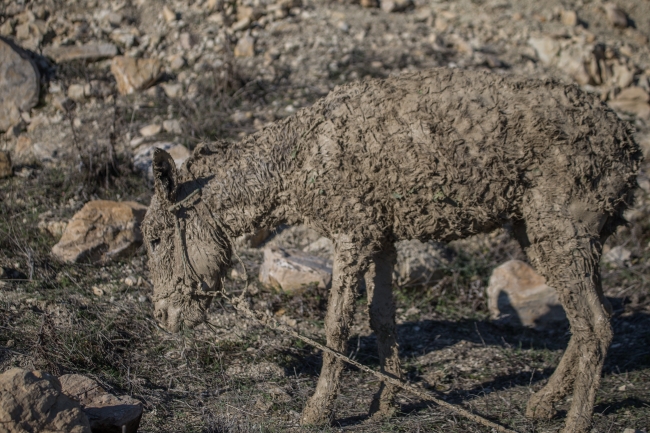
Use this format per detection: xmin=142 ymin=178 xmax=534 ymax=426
xmin=150 ymin=238 xmax=161 ymax=252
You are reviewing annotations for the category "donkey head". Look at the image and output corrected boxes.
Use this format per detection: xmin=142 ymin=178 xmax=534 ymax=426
xmin=142 ymin=149 xmax=232 ymax=332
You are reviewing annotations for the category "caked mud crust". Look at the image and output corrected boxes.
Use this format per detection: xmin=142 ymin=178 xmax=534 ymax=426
xmin=142 ymin=67 xmax=641 ymax=433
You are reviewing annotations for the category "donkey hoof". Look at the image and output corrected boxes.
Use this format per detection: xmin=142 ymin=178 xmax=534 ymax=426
xmin=368 ymin=396 xmax=397 ymax=421
xmin=525 ymin=395 xmax=558 ymax=420
xmin=300 ymin=405 xmax=333 ymax=426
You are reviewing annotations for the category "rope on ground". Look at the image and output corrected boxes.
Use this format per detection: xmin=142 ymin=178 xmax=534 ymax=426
xmin=227 ymin=296 xmax=520 ymax=433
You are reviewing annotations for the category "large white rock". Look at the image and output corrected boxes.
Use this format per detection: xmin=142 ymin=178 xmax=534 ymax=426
xmin=0 ymin=368 xmax=91 ymax=433
xmin=59 ymin=374 xmax=143 ymax=433
xmin=259 ymin=246 xmax=332 ymax=293
xmin=52 ymin=200 xmax=147 ymax=263
xmin=487 ymin=260 xmax=566 ymax=329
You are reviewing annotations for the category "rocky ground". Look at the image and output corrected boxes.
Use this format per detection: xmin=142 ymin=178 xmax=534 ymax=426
xmin=1 ymin=0 xmax=650 ymax=431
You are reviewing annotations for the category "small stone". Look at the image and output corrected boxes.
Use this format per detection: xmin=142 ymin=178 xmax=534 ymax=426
xmin=0 ymin=151 xmax=12 ymax=178
xmin=139 ymin=123 xmax=161 ymax=137
xmin=603 ymin=245 xmax=632 ymax=267
xmin=0 ymin=38 xmax=39 ymax=132
xmin=59 ymin=374 xmax=143 ymax=433
xmin=234 ymin=35 xmax=255 ymax=57
xmin=612 ymin=62 xmax=635 ymax=89
xmin=259 ymin=246 xmax=332 ymax=293
xmin=53 ymin=96 xmax=75 ymax=112
xmin=168 ymin=54 xmax=186 ymax=71
xmin=52 ymin=200 xmax=148 ymax=263
xmin=92 ymin=286 xmax=104 ymax=296
xmin=161 ymin=82 xmax=183 ymax=98
xmin=110 ymin=56 xmax=162 ymax=95
xmin=528 ymin=36 xmax=560 ymax=66
xmin=43 ymin=43 xmax=118 ymax=62
xmin=206 ymin=0 xmax=219 ymax=11
xmin=138 ymin=295 xmax=147 ymax=303
xmin=133 ymin=142 xmax=190 ymax=179
xmin=237 ymin=6 xmax=262 ymax=21
xmin=207 ymin=13 xmax=224 ymax=24
xmin=0 ymin=20 xmax=13 ymax=36
xmin=124 ymin=276 xmax=137 ymax=286
xmin=232 ymin=17 xmax=251 ymax=32
xmin=609 ymin=87 xmax=650 ymax=119
xmin=487 ymin=260 xmax=566 ymax=329
xmin=67 ymin=84 xmax=86 ymax=101
xmin=561 ymin=10 xmax=578 ymax=26
xmin=604 ymin=3 xmax=628 ymax=28
xmin=0 ymin=369 xmax=91 ymax=433
xmin=380 ymin=0 xmax=412 ymax=13
xmin=618 ymin=384 xmax=627 ymax=391
xmin=162 ymin=119 xmax=182 ymax=134
xmin=179 ymin=32 xmax=194 ymax=50
xmin=337 ymin=21 xmax=349 ymax=32
xmin=361 ymin=0 xmax=378 ymax=7
xmin=162 ymin=5 xmax=177 ymax=23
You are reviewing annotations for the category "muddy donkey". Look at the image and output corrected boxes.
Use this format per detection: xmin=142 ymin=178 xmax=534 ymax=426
xmin=142 ymin=68 xmax=640 ymax=432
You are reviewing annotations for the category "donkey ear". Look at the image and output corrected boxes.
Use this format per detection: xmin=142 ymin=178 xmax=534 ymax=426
xmin=152 ymin=148 xmax=178 ymax=203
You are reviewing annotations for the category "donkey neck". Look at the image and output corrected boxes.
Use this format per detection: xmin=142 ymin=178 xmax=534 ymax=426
xmin=183 ymin=118 xmax=306 ymax=237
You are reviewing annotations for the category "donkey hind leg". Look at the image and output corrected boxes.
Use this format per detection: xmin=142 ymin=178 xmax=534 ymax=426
xmin=520 ymin=215 xmax=612 ymax=433
xmin=366 ymin=244 xmax=402 ymax=420
xmin=300 ymin=236 xmax=365 ymax=426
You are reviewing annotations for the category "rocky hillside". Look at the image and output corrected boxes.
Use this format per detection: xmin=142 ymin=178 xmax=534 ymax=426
xmin=1 ymin=0 xmax=650 ymax=432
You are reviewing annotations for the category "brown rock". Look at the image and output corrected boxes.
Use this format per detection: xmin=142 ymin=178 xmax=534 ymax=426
xmin=609 ymin=86 xmax=650 ymax=119
xmin=487 ymin=260 xmax=566 ymax=329
xmin=51 ymin=200 xmax=148 ymax=263
xmin=234 ymin=35 xmax=255 ymax=57
xmin=162 ymin=5 xmax=177 ymax=23
xmin=0 ymin=368 xmax=91 ymax=433
xmin=59 ymin=374 xmax=143 ymax=433
xmin=110 ymin=56 xmax=162 ymax=95
xmin=259 ymin=246 xmax=332 ymax=293
xmin=604 ymin=3 xmax=628 ymax=28
xmin=43 ymin=43 xmax=118 ymax=63
xmin=361 ymin=0 xmax=379 ymax=7
xmin=560 ymin=9 xmax=578 ymax=26
xmin=0 ymin=37 xmax=39 ymax=132
xmin=0 ymin=151 xmax=11 ymax=178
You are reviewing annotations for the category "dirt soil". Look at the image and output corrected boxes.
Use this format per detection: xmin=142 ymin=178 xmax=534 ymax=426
xmin=1 ymin=0 xmax=650 ymax=432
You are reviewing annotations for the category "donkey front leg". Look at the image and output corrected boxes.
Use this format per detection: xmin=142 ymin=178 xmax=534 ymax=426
xmin=367 ymin=244 xmax=402 ymax=419
xmin=300 ymin=235 xmax=366 ymax=426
